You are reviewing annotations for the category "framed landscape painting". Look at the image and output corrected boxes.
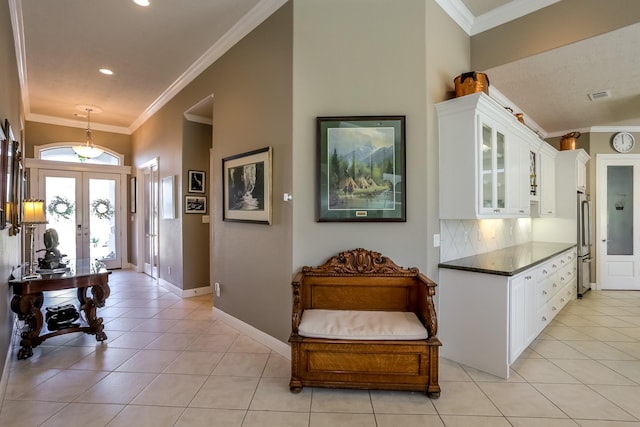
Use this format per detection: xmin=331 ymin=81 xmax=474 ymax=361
xmin=317 ymin=116 xmax=406 ymax=222
xmin=222 ymin=147 xmax=272 ymax=224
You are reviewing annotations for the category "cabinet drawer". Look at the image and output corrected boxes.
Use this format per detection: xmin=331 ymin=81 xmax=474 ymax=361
xmin=537 ymin=305 xmax=551 ymax=332
xmin=538 ymin=280 xmax=552 ymax=303
xmin=538 ymin=259 xmax=560 ymax=281
xmin=548 ymin=273 xmax=562 ymax=298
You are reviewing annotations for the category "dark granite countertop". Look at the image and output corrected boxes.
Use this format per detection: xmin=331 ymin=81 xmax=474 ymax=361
xmin=438 ymin=242 xmax=576 ymax=276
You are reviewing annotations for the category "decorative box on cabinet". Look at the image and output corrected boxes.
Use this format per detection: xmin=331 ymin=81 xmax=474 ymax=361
xmin=436 ymin=93 xmax=530 ymax=219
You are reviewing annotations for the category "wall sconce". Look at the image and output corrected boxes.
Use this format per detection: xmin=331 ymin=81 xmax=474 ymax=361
xmin=22 ymin=199 xmax=48 ymax=279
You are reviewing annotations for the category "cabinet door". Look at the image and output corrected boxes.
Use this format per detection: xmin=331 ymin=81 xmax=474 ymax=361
xmin=509 ymin=274 xmax=527 ymax=363
xmin=510 ymin=271 xmax=536 ymax=364
xmin=507 ymin=138 xmax=531 ymax=216
xmin=539 ymin=149 xmax=556 ymax=216
xmin=577 ymin=158 xmax=587 ymax=191
xmin=479 ymin=117 xmax=506 ymax=216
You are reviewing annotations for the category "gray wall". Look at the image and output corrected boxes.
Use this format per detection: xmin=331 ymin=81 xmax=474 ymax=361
xmin=132 ymin=2 xmax=294 ymax=340
xmin=292 ymin=0 xmax=430 ymax=272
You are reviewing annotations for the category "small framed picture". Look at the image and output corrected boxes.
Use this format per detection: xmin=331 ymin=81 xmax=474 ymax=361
xmin=185 ymin=195 xmax=207 ymax=214
xmin=188 ymin=170 xmax=205 ymax=193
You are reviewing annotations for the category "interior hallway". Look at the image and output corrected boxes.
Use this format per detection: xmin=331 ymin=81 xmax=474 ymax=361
xmin=1 ymin=269 xmax=640 ymax=426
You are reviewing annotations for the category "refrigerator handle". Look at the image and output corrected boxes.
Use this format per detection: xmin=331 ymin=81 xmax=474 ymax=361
xmin=582 ymin=200 xmax=591 ymax=247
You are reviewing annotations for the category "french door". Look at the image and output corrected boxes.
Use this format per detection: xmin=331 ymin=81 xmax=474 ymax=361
xmin=597 ymin=155 xmax=640 ymax=290
xmin=141 ymin=161 xmax=159 ymax=278
xmin=39 ymin=169 xmax=122 ymax=269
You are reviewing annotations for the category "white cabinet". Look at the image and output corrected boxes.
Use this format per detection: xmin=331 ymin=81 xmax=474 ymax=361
xmin=509 ymin=271 xmax=537 ymax=363
xmin=555 ymin=149 xmax=590 ymax=219
xmin=536 ymin=144 xmax=557 ymax=217
xmin=536 ymin=249 xmax=576 ymax=332
xmin=478 ymin=115 xmax=507 ymax=215
xmin=507 ymin=135 xmax=533 ymax=216
xmin=436 ymin=93 xmax=530 ymax=219
xmin=439 ymin=247 xmax=576 ymax=379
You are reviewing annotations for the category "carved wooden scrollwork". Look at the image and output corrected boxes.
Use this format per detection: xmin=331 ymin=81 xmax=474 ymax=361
xmin=302 ymin=248 xmax=418 ymax=276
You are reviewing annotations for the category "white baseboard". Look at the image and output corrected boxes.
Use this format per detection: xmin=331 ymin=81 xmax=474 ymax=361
xmin=213 ymin=307 xmax=291 ymax=360
xmin=159 ymin=278 xmax=213 ymax=298
xmin=0 ymin=323 xmax=16 ymax=404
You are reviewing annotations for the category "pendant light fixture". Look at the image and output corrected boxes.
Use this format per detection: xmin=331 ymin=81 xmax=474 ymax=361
xmin=73 ymin=107 xmax=104 ymax=159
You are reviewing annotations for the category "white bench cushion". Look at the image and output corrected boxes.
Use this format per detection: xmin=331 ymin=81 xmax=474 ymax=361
xmin=298 ymin=309 xmax=428 ymax=340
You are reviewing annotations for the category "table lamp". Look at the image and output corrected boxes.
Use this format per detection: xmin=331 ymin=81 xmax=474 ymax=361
xmin=22 ymin=199 xmax=48 ymax=279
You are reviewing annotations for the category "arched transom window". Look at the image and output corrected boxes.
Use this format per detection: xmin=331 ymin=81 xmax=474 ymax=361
xmin=35 ymin=143 xmax=123 ymax=165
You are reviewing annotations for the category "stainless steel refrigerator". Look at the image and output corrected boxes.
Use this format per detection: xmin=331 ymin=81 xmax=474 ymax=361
xmin=577 ymin=191 xmax=592 ymax=298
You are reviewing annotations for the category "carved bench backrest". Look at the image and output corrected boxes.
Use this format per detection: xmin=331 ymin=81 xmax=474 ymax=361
xmin=298 ymin=248 xmax=420 ymax=312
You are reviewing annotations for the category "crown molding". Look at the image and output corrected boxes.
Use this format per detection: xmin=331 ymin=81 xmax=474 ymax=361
xmin=8 ymin=0 xmax=29 ymax=114
xmin=435 ymin=0 xmax=561 ymax=36
xmin=129 ymin=0 xmax=287 ymax=133
xmin=27 ymin=113 xmax=131 ymax=135
xmin=489 ymin=86 xmax=547 ymax=138
xmin=587 ymin=126 xmax=640 ymax=134
xmin=184 ymin=113 xmax=213 ymax=126
xmin=470 ymin=0 xmax=561 ymax=35
xmin=433 ymin=0 xmax=473 ymax=35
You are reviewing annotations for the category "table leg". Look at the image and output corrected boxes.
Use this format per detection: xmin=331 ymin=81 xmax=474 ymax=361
xmin=10 ymin=292 xmax=44 ymax=359
xmin=77 ymin=283 xmax=110 ymax=342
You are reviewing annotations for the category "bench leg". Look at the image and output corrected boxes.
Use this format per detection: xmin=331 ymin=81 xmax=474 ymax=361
xmin=289 ymin=378 xmax=302 ymax=394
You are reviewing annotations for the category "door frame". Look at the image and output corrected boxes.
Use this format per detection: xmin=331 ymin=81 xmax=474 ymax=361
xmin=137 ymin=158 xmax=159 ymax=277
xmin=25 ymin=158 xmax=132 ymax=268
xmin=596 ymin=154 xmax=640 ymax=290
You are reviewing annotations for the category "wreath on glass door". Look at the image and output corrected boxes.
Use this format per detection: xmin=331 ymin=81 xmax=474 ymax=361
xmin=91 ymin=198 xmax=114 ymax=220
xmin=47 ymin=196 xmax=75 ymax=220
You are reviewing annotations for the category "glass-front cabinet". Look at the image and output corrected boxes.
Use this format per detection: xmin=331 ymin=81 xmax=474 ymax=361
xmin=479 ymin=117 xmax=507 ymax=215
xmin=436 ymin=92 xmax=536 ymax=219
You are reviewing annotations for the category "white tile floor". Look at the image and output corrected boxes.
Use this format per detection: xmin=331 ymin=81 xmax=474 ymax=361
xmin=1 ymin=270 xmax=640 ymax=426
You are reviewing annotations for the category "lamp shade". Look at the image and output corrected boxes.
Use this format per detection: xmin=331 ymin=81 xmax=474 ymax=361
xmin=22 ymin=199 xmax=47 ymax=224
xmin=72 ymin=144 xmax=104 ymax=159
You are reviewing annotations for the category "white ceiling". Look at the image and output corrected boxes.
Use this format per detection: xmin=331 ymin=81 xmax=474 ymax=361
xmin=10 ymin=0 xmax=640 ymax=137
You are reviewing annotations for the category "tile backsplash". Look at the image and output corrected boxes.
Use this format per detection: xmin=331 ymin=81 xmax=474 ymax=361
xmin=440 ymin=218 xmax=533 ymax=262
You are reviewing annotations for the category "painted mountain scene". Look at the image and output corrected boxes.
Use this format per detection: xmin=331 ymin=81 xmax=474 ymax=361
xmin=326 ymin=126 xmax=399 ymax=211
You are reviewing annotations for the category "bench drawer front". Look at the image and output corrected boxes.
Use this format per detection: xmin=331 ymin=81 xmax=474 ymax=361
xmin=309 ymin=351 xmax=421 ymax=375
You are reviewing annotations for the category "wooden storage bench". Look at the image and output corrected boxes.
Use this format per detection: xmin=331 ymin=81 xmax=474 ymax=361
xmin=289 ymin=248 xmax=441 ymax=398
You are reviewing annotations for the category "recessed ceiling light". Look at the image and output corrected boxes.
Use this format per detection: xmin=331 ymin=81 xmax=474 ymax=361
xmin=99 ymin=68 xmax=114 ymax=76
xmin=133 ymin=0 xmax=150 ymax=6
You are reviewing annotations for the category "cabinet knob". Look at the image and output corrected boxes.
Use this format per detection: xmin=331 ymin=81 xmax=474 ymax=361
xmin=542 ymin=316 xmax=547 ymax=321
xmin=542 ymin=290 xmax=547 ymax=295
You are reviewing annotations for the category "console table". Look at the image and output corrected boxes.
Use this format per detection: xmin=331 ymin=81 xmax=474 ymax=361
xmin=9 ymin=260 xmax=111 ymax=359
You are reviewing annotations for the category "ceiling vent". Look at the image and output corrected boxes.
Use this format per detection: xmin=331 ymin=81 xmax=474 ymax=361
xmin=588 ymin=90 xmax=611 ymax=101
